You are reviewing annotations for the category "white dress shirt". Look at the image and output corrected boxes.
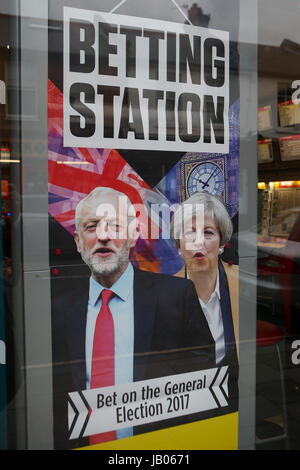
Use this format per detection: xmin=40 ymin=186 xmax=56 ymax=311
xmin=198 ymin=272 xmax=225 ymax=364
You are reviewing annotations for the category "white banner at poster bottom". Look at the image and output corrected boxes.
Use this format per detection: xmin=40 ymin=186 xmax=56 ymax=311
xmin=68 ymin=366 xmax=228 ymax=440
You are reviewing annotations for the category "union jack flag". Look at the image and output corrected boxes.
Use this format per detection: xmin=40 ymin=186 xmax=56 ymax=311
xmin=48 ymin=79 xmax=183 ymax=274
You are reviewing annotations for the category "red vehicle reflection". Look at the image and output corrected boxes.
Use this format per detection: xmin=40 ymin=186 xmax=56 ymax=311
xmin=258 ymin=211 xmax=300 ymax=334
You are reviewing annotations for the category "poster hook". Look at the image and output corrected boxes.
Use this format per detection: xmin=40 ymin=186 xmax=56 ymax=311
xmin=110 ymin=0 xmax=193 ymax=25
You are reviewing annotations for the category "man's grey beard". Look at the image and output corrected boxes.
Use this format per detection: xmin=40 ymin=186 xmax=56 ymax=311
xmin=80 ymin=243 xmax=131 ymax=278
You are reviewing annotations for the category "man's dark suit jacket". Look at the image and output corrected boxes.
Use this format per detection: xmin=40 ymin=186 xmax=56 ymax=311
xmin=51 ymin=265 xmax=216 ymax=449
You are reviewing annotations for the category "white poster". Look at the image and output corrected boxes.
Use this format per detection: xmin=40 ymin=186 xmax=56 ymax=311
xmin=63 ymin=7 xmax=229 ymax=153
xmin=68 ymin=367 xmax=228 ymax=440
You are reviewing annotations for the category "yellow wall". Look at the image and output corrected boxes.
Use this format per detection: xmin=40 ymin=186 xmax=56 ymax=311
xmin=78 ymin=412 xmax=238 ymax=450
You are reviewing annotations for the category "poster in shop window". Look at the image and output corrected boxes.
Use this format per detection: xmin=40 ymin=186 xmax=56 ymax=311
xmin=48 ymin=0 xmax=240 ymax=450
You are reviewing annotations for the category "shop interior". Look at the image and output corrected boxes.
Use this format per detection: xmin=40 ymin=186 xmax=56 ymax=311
xmin=254 ymin=24 xmax=300 ymax=448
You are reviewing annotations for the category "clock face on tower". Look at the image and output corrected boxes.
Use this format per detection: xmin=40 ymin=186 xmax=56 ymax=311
xmin=186 ymin=162 xmax=225 ymax=197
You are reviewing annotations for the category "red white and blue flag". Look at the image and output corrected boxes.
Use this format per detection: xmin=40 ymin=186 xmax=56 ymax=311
xmin=48 ymin=79 xmax=183 ymax=274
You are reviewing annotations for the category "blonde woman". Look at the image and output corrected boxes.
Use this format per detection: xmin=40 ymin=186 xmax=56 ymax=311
xmin=171 ymin=192 xmax=239 ymax=411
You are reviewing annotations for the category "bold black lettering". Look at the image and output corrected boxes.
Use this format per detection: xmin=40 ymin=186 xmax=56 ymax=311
xmin=69 ymin=20 xmax=95 ymax=73
xmin=203 ymin=95 xmax=224 ymax=144
xmin=69 ymin=83 xmax=95 ymax=137
xmin=166 ymin=32 xmax=176 ymax=82
xmin=143 ymin=29 xmax=165 ymax=80
xmin=119 ymin=26 xmax=142 ymax=78
xmin=179 ymin=34 xmax=201 ymax=84
xmin=97 ymin=394 xmax=105 ymax=409
xmin=165 ymin=91 xmax=176 ymax=141
xmin=99 ymin=22 xmax=118 ymax=76
xmin=178 ymin=92 xmax=200 ymax=142
xmin=97 ymin=85 xmax=120 ymax=138
xmin=143 ymin=89 xmax=164 ymax=140
xmin=118 ymin=87 xmax=144 ymax=140
xmin=204 ymin=38 xmax=225 ymax=87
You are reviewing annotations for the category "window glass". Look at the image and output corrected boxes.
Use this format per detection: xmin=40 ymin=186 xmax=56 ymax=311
xmin=256 ymin=0 xmax=300 ymax=450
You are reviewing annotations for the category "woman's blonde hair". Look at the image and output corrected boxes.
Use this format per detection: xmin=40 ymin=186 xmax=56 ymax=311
xmin=170 ymin=191 xmax=233 ymax=249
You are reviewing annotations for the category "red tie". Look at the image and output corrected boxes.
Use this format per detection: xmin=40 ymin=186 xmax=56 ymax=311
xmin=89 ymin=289 xmax=117 ymax=445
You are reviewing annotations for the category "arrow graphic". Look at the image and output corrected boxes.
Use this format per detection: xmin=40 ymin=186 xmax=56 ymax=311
xmin=209 ymin=366 xmax=229 ymax=408
xmin=68 ymin=391 xmax=90 ymax=440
